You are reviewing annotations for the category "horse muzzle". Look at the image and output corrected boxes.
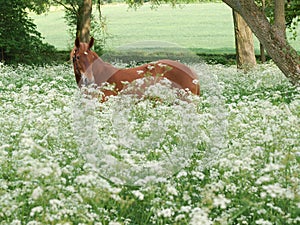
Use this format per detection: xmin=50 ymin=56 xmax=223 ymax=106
xmin=81 ymin=74 xmax=95 ymax=86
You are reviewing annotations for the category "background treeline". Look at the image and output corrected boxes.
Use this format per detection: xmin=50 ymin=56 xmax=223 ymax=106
xmin=102 ymin=0 xmax=221 ymax=3
xmin=0 ymin=0 xmax=299 ymax=68
xmin=0 ymin=1 xmax=56 ymax=64
xmin=0 ymin=0 xmax=225 ymax=64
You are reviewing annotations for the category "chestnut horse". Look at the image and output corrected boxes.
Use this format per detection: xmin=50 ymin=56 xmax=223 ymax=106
xmin=71 ymin=37 xmax=200 ymax=100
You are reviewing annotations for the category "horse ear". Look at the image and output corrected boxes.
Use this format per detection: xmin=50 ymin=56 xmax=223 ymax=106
xmin=88 ymin=37 xmax=94 ymax=49
xmin=75 ymin=37 xmax=80 ymax=48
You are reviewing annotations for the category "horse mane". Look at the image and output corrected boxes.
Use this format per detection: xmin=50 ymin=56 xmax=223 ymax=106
xmin=90 ymin=50 xmax=102 ymax=62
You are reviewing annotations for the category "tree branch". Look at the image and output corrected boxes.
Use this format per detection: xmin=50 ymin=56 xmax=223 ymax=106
xmin=52 ymin=0 xmax=78 ymax=15
xmin=97 ymin=0 xmax=102 ymax=21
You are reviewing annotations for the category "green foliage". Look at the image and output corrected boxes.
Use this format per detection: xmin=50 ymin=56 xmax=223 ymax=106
xmin=259 ymin=0 xmax=300 ymax=27
xmin=52 ymin=0 xmax=106 ymax=53
xmin=286 ymin=0 xmax=300 ymax=26
xmin=0 ymin=0 xmax=55 ymax=64
xmin=256 ymin=0 xmax=300 ymax=39
xmin=124 ymin=0 xmax=222 ymax=8
xmin=58 ymin=0 xmax=82 ymax=36
xmin=125 ymin=0 xmax=222 ymax=7
xmin=286 ymin=0 xmax=300 ymax=40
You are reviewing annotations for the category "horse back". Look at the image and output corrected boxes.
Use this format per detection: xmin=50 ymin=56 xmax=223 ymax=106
xmin=107 ymin=59 xmax=200 ymax=95
xmin=157 ymin=60 xmax=200 ymax=95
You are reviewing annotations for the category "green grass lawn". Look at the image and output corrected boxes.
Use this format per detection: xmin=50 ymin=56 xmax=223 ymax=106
xmin=32 ymin=3 xmax=300 ymax=55
xmin=32 ymin=8 xmax=70 ymax=50
xmin=101 ymin=3 xmax=238 ymax=54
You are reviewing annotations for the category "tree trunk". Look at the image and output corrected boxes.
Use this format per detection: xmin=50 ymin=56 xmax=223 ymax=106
xmin=232 ymin=10 xmax=256 ymax=70
xmin=260 ymin=43 xmax=266 ymax=63
xmin=223 ymin=0 xmax=300 ymax=85
xmin=274 ymin=0 xmax=286 ymax=39
xmin=260 ymin=0 xmax=266 ymax=63
xmin=77 ymin=0 xmax=92 ymax=43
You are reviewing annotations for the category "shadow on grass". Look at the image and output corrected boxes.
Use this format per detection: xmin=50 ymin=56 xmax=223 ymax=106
xmin=47 ymin=47 xmax=272 ymax=66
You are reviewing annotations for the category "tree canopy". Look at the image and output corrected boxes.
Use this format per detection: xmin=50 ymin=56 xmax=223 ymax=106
xmin=0 ymin=0 xmax=54 ymax=63
xmin=261 ymin=0 xmax=300 ymax=39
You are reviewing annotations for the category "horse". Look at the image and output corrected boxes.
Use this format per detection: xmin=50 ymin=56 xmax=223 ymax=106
xmin=71 ymin=37 xmax=200 ymax=101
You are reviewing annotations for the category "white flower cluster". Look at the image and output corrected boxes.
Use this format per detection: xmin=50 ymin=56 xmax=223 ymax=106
xmin=0 ymin=63 xmax=299 ymax=224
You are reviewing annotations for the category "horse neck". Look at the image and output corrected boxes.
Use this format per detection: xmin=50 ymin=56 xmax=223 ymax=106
xmin=91 ymin=52 xmax=119 ymax=84
xmin=92 ymin=52 xmax=118 ymax=72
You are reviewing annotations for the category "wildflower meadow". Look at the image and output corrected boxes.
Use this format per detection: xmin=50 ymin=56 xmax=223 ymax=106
xmin=0 ymin=62 xmax=299 ymax=224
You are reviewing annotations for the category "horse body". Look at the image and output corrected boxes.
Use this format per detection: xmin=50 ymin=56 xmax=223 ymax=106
xmin=71 ymin=38 xmax=200 ymax=100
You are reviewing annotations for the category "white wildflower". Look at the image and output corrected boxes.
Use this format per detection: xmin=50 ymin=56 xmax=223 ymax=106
xmin=75 ymin=173 xmax=98 ymax=186
xmin=132 ymin=190 xmax=144 ymax=200
xmin=30 ymin=206 xmax=43 ymax=217
xmin=160 ymin=77 xmax=172 ymax=86
xmin=21 ymin=85 xmax=30 ymax=93
xmin=190 ymin=207 xmax=212 ymax=225
xmin=31 ymin=186 xmax=43 ymax=200
xmin=135 ymin=78 xmax=145 ymax=86
xmin=257 ymin=209 xmax=267 ymax=215
xmin=255 ymin=175 xmax=272 ymax=185
xmin=124 ymin=219 xmax=132 ymax=225
xmin=262 ymin=127 xmax=273 ymax=142
xmin=176 ymin=170 xmax=187 ymax=178
xmin=180 ymin=205 xmax=191 ymax=213
xmin=137 ymin=70 xmax=144 ymax=75
xmin=175 ymin=214 xmax=186 ymax=221
xmin=191 ymin=171 xmax=205 ymax=180
xmin=266 ymin=203 xmax=284 ymax=215
xmin=49 ymin=199 xmax=63 ymax=211
xmin=108 ymin=222 xmax=122 ymax=225
xmin=38 ymin=166 xmax=53 ymax=177
xmin=260 ymin=192 xmax=267 ymax=198
xmin=183 ymin=191 xmax=191 ymax=202
xmin=147 ymin=65 xmax=155 ymax=70
xmin=292 ymin=217 xmax=300 ymax=224
xmin=262 ymin=163 xmax=284 ymax=173
xmin=166 ymin=184 xmax=178 ymax=196
xmin=255 ymin=218 xmax=273 ymax=225
xmin=192 ymin=79 xmax=199 ymax=84
xmin=7 ymin=83 xmax=16 ymax=89
xmin=111 ymin=194 xmax=121 ymax=201
xmin=157 ymin=63 xmax=167 ymax=68
xmin=11 ymin=220 xmax=21 ymax=225
xmin=65 ymin=186 xmax=76 ymax=193
xmin=284 ymin=189 xmax=295 ymax=199
xmin=111 ymin=187 xmax=122 ymax=194
xmin=213 ymin=194 xmax=231 ymax=209
xmin=262 ymin=183 xmax=293 ymax=198
xmin=32 ymin=84 xmax=40 ymax=92
xmin=27 ymin=221 xmax=41 ymax=225
xmin=157 ymin=208 xmax=173 ymax=218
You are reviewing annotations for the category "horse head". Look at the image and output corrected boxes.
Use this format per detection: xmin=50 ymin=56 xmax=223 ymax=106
xmin=71 ymin=37 xmax=97 ymax=86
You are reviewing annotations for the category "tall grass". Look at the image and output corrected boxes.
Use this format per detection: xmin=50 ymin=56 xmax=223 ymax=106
xmin=0 ymin=62 xmax=299 ymax=224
